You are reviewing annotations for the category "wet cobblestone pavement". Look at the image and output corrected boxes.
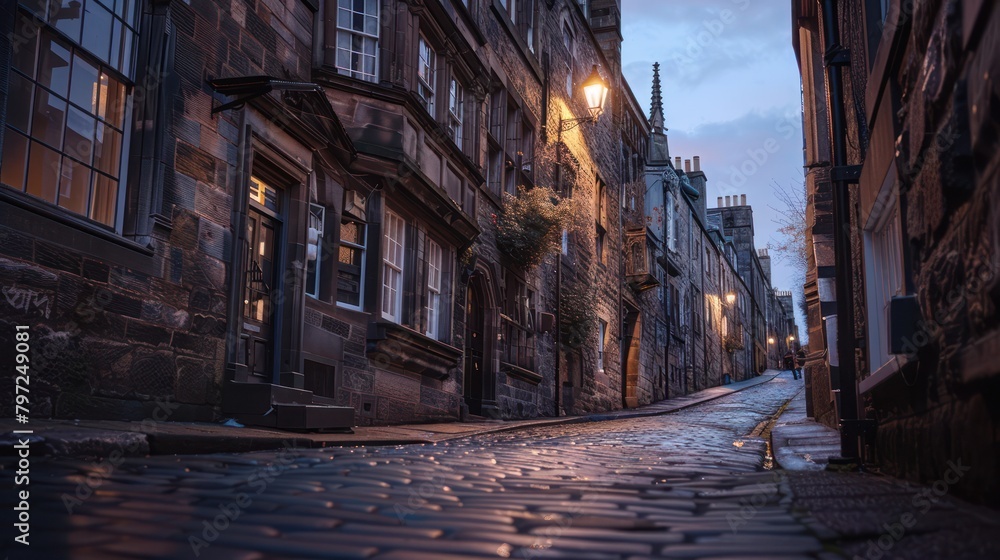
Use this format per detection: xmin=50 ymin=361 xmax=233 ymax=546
xmin=3 ymin=374 xmax=996 ymax=559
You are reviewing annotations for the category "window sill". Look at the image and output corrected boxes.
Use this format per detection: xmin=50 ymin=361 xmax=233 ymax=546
xmin=0 ymin=187 xmax=158 ymax=272
xmin=859 ymin=354 xmax=914 ymax=394
xmin=366 ymin=319 xmax=462 ymax=380
xmin=502 ymin=362 xmax=543 ymax=385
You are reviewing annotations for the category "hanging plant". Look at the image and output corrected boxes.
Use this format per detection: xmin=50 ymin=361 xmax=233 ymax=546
xmin=724 ymin=331 xmax=745 ymax=353
xmin=494 ymin=186 xmax=585 ymax=269
xmin=560 ymin=279 xmax=598 ymax=348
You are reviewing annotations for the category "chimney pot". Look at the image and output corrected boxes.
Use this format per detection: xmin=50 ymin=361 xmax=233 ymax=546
xmin=741 ymin=194 xmax=746 ymax=206
xmin=674 ymin=156 xmax=681 ymax=169
xmin=725 ymin=195 xmax=731 ymax=207
xmin=693 ymin=156 xmax=700 ymax=171
xmin=684 ymin=159 xmax=691 ymax=172
xmin=717 ymin=196 xmax=723 ymax=208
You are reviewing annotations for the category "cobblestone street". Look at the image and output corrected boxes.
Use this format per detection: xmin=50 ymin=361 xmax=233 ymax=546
xmin=4 ymin=374 xmax=997 ymax=559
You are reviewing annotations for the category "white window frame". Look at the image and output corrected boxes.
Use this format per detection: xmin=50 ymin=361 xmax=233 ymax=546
xmin=336 ymin=216 xmax=367 ymax=310
xmin=425 ymin=238 xmax=443 ymax=339
xmin=666 ymin=190 xmax=677 ymax=252
xmin=417 ymin=35 xmax=436 ymax=115
xmin=448 ymin=78 xmax=464 ymax=148
xmin=382 ymin=209 xmax=406 ymax=322
xmin=306 ymin=204 xmax=325 ymax=299
xmin=336 ymin=0 xmax=380 ymax=83
xmin=864 ymin=187 xmax=904 ymax=373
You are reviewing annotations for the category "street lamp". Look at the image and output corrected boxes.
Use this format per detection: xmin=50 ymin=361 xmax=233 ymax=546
xmin=553 ymin=65 xmax=611 ymax=415
xmin=559 ymin=66 xmax=610 ymax=133
xmin=725 ymin=292 xmax=736 ymax=305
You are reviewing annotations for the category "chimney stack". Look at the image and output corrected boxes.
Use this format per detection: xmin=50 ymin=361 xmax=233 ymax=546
xmin=741 ymin=194 xmax=747 ymax=206
xmin=684 ymin=159 xmax=691 ymax=172
xmin=693 ymin=156 xmax=700 ymax=172
xmin=725 ymin=195 xmax=731 ymax=206
xmin=674 ymin=156 xmax=682 ymax=169
xmin=717 ymin=196 xmax=723 ymax=208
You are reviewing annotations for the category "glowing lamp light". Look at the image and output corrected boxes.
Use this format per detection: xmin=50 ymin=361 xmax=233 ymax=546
xmin=581 ymin=65 xmax=609 ymax=120
xmin=725 ymin=292 xmax=736 ymax=305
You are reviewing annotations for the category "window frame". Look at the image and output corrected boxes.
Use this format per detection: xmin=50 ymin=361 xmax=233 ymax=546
xmin=306 ymin=203 xmax=326 ymax=299
xmin=424 ymin=237 xmax=444 ymax=340
xmin=336 ymin=215 xmax=367 ymax=311
xmin=417 ymin=34 xmax=436 ymax=116
xmin=381 ymin=209 xmax=406 ymax=323
xmin=1 ymin=2 xmax=139 ymax=232
xmin=335 ymin=0 xmax=381 ymax=83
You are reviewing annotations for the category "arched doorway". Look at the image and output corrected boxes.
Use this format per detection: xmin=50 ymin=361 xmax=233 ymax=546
xmin=621 ymin=306 xmax=641 ymax=408
xmin=464 ymin=276 xmax=497 ymax=416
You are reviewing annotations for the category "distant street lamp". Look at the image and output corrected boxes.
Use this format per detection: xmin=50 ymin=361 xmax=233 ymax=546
xmin=725 ymin=292 xmax=736 ymax=305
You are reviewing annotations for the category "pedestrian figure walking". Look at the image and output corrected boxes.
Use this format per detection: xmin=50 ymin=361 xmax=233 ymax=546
xmin=795 ymin=347 xmax=806 ymax=380
xmin=783 ymin=350 xmax=795 ymax=378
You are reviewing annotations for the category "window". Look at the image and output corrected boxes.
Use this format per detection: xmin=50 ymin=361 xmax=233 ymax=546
xmin=502 ymin=273 xmax=536 ymax=371
xmin=865 ymin=198 xmax=904 ymax=371
xmin=596 ymin=231 xmax=605 ymax=263
xmin=666 ymin=190 xmax=677 ymax=252
xmin=306 ymin=204 xmax=326 ymax=299
xmin=448 ymin=78 xmax=464 ymax=148
xmin=425 ymin=238 xmax=443 ymax=339
xmin=485 ymin=85 xmax=533 ymax=198
xmin=500 ymin=0 xmax=517 ymax=24
xmin=337 ymin=217 xmax=367 ymax=309
xmin=1 ymin=2 xmax=138 ymax=229
xmin=417 ymin=36 xmax=436 ymax=114
xmin=336 ymin=0 xmax=380 ymax=82
xmin=561 ymin=229 xmax=569 ymax=255
xmin=382 ymin=210 xmax=405 ymax=322
xmin=597 ymin=319 xmax=607 ymax=371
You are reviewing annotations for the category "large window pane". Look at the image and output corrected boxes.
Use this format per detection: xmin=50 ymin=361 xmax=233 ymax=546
xmin=65 ymin=107 xmax=96 ymax=165
xmin=26 ymin=140 xmax=61 ymax=203
xmin=58 ymin=157 xmax=92 ymax=215
xmin=94 ymin=124 xmax=122 ymax=177
xmin=32 ymin=87 xmax=67 ymax=148
xmin=38 ymin=32 xmax=72 ymax=97
xmin=98 ymin=73 xmax=126 ymax=127
xmin=82 ymin=2 xmax=114 ymax=63
xmin=90 ymin=174 xmax=117 ymax=226
xmin=69 ymin=53 xmax=100 ymax=113
xmin=1 ymin=130 xmax=30 ymax=190
xmin=50 ymin=1 xmax=82 ymax=43
xmin=12 ymin=13 xmax=38 ymax=78
xmin=8 ymin=73 xmax=34 ymax=134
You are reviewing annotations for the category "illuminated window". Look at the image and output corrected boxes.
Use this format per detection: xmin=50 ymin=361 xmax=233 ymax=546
xmin=1 ymin=1 xmax=138 ymax=229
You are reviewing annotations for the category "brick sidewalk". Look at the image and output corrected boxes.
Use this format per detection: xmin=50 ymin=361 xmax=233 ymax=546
xmin=770 ymin=380 xmax=1000 ymax=559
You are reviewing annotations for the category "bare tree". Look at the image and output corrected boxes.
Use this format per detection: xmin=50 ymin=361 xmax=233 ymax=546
xmin=767 ymin=180 xmax=808 ymax=319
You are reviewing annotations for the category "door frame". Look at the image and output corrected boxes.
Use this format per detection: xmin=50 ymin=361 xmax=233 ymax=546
xmin=226 ymin=114 xmax=312 ymax=388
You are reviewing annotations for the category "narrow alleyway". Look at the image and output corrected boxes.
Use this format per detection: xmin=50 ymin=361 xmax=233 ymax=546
xmin=7 ymin=374 xmax=997 ymax=559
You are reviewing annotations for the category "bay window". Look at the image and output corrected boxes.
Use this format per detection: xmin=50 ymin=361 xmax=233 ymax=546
xmin=1 ymin=0 xmax=137 ymax=230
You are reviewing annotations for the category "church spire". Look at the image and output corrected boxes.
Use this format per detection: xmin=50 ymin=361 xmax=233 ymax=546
xmin=650 ymin=62 xmax=666 ymax=133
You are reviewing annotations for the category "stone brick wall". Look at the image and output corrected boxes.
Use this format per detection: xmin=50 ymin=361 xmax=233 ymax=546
xmin=800 ymin=0 xmax=1000 ymax=504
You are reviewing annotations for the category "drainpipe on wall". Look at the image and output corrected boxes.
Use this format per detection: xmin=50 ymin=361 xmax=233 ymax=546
xmin=819 ymin=0 xmax=861 ymax=463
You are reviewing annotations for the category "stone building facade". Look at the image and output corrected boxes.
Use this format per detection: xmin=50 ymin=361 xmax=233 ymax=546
xmin=0 ymin=0 xmax=797 ymax=429
xmin=794 ymin=0 xmax=1000 ymax=504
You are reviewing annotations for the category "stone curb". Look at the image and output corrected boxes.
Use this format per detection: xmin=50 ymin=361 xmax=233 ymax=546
xmin=1 ymin=372 xmax=781 ymax=458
